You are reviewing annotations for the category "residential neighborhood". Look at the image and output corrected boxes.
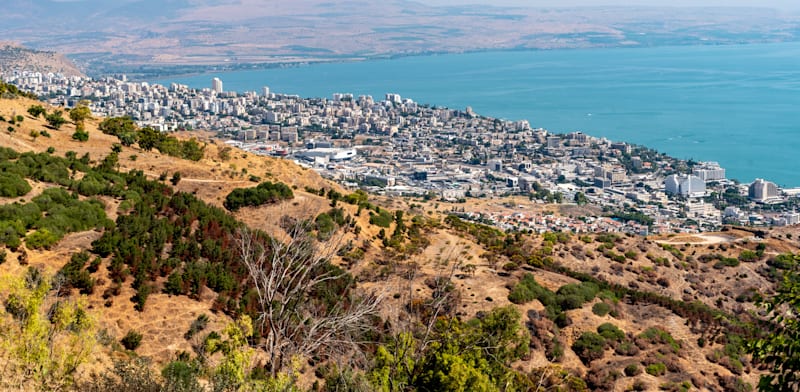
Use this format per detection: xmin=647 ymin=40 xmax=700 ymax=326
xmin=4 ymin=70 xmax=800 ymax=234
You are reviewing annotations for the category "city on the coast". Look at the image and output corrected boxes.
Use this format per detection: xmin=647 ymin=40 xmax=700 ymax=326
xmin=4 ymin=70 xmax=800 ymax=234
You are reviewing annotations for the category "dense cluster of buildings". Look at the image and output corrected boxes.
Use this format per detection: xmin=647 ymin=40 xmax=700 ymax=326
xmin=3 ymin=70 xmax=799 ymax=233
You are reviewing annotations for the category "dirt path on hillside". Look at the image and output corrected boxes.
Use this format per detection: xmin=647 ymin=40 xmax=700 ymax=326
xmin=656 ymin=233 xmax=738 ymax=245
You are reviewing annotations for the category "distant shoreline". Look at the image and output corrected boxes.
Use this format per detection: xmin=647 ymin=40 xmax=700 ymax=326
xmin=121 ymin=39 xmax=800 ymax=82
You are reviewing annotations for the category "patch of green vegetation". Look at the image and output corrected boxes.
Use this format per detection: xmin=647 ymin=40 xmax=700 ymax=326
xmin=597 ymin=323 xmax=625 ymax=342
xmin=184 ymin=314 xmax=209 ymax=340
xmin=121 ymin=330 xmax=143 ymax=351
xmin=624 ymin=364 xmax=641 ymax=376
xmin=508 ymin=273 xmax=550 ymax=305
xmin=645 ymin=362 xmax=666 ymax=376
xmin=592 ymin=302 xmax=611 ymax=316
xmin=371 ymin=306 xmax=532 ymax=391
xmin=0 ymin=186 xmax=110 ymax=250
xmin=572 ymin=332 xmax=606 ymax=364
xmin=59 ymin=251 xmax=96 ymax=295
xmin=223 ymin=181 xmax=294 ymax=211
xmin=738 ymin=250 xmax=758 ymax=262
xmin=659 ymin=243 xmax=685 ymax=260
xmin=714 ymin=257 xmax=740 ymax=269
xmin=369 ymin=209 xmax=394 ymax=228
xmin=639 ymin=327 xmax=680 ymax=352
xmin=0 ymin=172 xmax=31 ymax=197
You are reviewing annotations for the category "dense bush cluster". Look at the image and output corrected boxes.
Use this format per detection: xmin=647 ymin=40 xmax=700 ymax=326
xmin=60 ymin=251 xmax=97 ymax=295
xmin=0 ymin=172 xmax=31 ymax=197
xmin=100 ymin=116 xmax=206 ymax=161
xmin=572 ymin=332 xmax=606 ymax=364
xmin=508 ymin=273 xmax=600 ymax=320
xmin=371 ymin=306 xmax=532 ymax=391
xmin=92 ymin=184 xmax=243 ymax=312
xmin=315 ymin=207 xmax=356 ymax=240
xmin=0 ymin=186 xmax=110 ymax=250
xmin=368 ymin=209 xmax=394 ymax=228
xmin=223 ymin=181 xmax=294 ymax=211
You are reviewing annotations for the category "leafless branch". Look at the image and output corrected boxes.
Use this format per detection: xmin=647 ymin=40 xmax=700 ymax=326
xmin=237 ymin=219 xmax=383 ymax=376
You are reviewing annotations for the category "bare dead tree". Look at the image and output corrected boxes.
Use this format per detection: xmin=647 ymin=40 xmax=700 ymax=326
xmin=236 ymin=221 xmax=382 ymax=376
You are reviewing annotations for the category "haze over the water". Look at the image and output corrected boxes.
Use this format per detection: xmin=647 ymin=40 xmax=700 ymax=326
xmin=427 ymin=0 xmax=798 ymax=8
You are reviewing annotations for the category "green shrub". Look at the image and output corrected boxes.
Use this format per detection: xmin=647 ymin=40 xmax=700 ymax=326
xmin=0 ymin=220 xmax=24 ymax=249
xmin=73 ymin=172 xmax=110 ymax=196
xmin=714 ymin=257 xmax=740 ymax=269
xmin=121 ymin=330 xmax=143 ymax=350
xmin=223 ymin=181 xmax=294 ymax=211
xmin=164 ymin=271 xmax=185 ymax=295
xmin=557 ymin=282 xmax=599 ymax=302
xmin=133 ymin=285 xmax=151 ymax=312
xmin=646 ymin=362 xmax=666 ymax=376
xmin=72 ymin=129 xmax=89 ymax=142
xmin=547 ymin=337 xmax=565 ymax=362
xmin=659 ymin=243 xmax=684 ymax=260
xmin=508 ymin=274 xmax=553 ymax=307
xmin=369 ymin=209 xmax=394 ymax=228
xmin=26 ymin=228 xmax=60 ymax=249
xmin=0 ymin=147 xmax=19 ymax=160
xmin=60 ymin=251 xmax=96 ymax=295
xmin=615 ymin=340 xmax=639 ymax=356
xmin=0 ymin=173 xmax=31 ymax=197
xmin=315 ymin=213 xmax=336 ymax=240
xmin=508 ymin=283 xmax=536 ymax=305
xmin=739 ymin=250 xmax=758 ymax=262
xmin=161 ymin=360 xmax=202 ymax=391
xmin=572 ymin=332 xmax=606 ymax=364
xmin=27 ymin=105 xmax=46 ymax=118
xmin=595 ymin=233 xmax=618 ymax=243
xmin=99 ymin=116 xmax=137 ymax=136
xmin=598 ymin=323 xmax=625 ymax=341
xmin=185 ymin=314 xmax=209 ymax=340
xmin=592 ymin=302 xmax=611 ymax=316
xmin=624 ymin=364 xmax=641 ymax=377
xmin=558 ymin=294 xmax=585 ymax=311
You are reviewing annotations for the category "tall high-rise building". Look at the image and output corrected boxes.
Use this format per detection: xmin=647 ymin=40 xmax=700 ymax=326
xmin=212 ymin=77 xmax=223 ymax=93
xmin=262 ymin=86 xmax=270 ymax=97
xmin=664 ymin=174 xmax=705 ymax=197
xmin=749 ymin=178 xmax=780 ymax=203
xmin=692 ymin=162 xmax=726 ymax=182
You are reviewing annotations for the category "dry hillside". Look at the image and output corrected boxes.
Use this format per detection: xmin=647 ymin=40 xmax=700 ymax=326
xmin=0 ymin=42 xmax=84 ymax=77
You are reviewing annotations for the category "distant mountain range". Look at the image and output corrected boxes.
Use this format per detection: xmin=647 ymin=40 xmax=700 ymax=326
xmin=5 ymin=0 xmax=800 ymax=76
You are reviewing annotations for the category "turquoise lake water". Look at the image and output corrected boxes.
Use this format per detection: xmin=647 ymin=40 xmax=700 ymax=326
xmin=155 ymin=42 xmax=800 ymax=187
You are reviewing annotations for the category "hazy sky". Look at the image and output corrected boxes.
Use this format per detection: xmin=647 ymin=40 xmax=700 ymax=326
xmin=425 ymin=0 xmax=799 ymax=9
